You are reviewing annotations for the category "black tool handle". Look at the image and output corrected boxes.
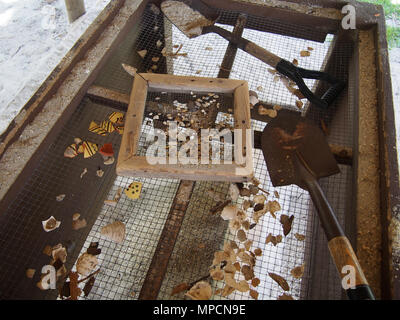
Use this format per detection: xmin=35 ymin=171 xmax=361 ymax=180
xmin=276 ymin=59 xmax=346 ymax=109
xmin=294 ymin=154 xmax=375 ymax=300
xmin=203 ymin=26 xmax=346 ymax=109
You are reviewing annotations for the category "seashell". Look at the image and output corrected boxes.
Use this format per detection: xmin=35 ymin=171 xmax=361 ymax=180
xmin=56 ymin=194 xmax=66 ymax=202
xmin=42 ymin=216 xmax=61 ymax=232
xmin=52 ymin=244 xmax=67 ymax=263
xmin=220 ymin=204 xmax=238 ymax=221
xmin=228 ymin=183 xmax=240 ymax=201
xmin=64 ymin=144 xmax=78 ymax=158
xmin=185 ymin=281 xmax=212 ymax=300
xmin=76 ymin=253 xmax=98 ymax=276
xmin=74 ymin=137 xmax=82 ymax=145
xmin=100 ymin=221 xmax=125 ymax=243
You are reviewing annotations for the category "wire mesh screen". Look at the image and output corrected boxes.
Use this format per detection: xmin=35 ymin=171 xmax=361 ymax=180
xmin=0 ymin=3 xmax=355 ymax=300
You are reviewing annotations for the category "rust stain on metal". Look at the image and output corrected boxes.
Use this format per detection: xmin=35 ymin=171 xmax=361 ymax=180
xmin=138 ymin=180 xmax=195 ymax=300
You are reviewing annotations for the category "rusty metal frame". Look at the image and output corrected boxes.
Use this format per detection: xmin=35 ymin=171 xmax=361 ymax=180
xmin=0 ymin=0 xmax=398 ymax=300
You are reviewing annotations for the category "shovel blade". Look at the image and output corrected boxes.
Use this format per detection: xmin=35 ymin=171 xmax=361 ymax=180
xmin=261 ymin=110 xmax=340 ymax=188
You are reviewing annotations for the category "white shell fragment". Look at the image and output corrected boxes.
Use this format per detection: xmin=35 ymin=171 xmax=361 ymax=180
xmin=56 ymin=194 xmax=66 ymax=202
xmin=185 ymin=281 xmax=212 ymax=300
xmin=122 ymin=63 xmax=137 ymax=77
xmin=42 ymin=216 xmax=61 ymax=232
xmin=100 ymin=221 xmax=126 ymax=243
xmin=96 ymin=169 xmax=104 ymax=177
xmin=220 ymin=204 xmax=239 ymax=221
xmin=228 ymin=183 xmax=240 ymax=201
xmin=104 ymin=156 xmax=115 ymax=165
xmin=80 ymin=168 xmax=87 ymax=179
xmin=76 ymin=253 xmax=98 ymax=276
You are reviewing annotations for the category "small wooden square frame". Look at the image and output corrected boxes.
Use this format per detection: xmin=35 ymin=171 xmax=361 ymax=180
xmin=116 ymin=73 xmax=253 ymax=182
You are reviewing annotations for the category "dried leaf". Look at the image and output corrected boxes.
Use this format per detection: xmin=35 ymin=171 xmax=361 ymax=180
xmin=254 ymin=248 xmax=262 ymax=256
xmin=278 ymin=293 xmax=294 ymax=300
xmin=242 ymin=220 xmax=250 ymax=230
xmin=69 ymin=272 xmax=81 ymax=300
xmin=237 ymin=229 xmax=247 ymax=242
xmin=237 ymin=251 xmax=255 ymax=266
xmin=251 ymin=278 xmax=260 ymax=287
xmin=291 ymin=264 xmax=305 ymax=279
xmin=241 ymin=265 xmax=255 ymax=281
xmin=233 ymin=262 xmax=241 ymax=272
xmin=229 ymin=218 xmax=241 ymax=234
xmin=221 ymin=285 xmax=235 ymax=297
xmin=292 ymin=59 xmax=298 ymax=66
xmin=269 ymin=272 xmax=290 ymax=291
xmin=171 ymin=282 xmax=190 ymax=296
xmin=280 ymin=214 xmax=294 ymax=236
xmin=224 ymin=273 xmax=250 ymax=292
xmin=268 ymin=200 xmax=281 ymax=214
xmin=294 ymin=233 xmax=305 ymax=241
xmin=83 ymin=277 xmax=96 ymax=297
xmin=250 ymin=289 xmax=259 ymax=300
xmin=253 ymin=194 xmax=266 ymax=204
xmin=137 ymin=49 xmax=147 ymax=58
xmin=244 ymin=240 xmax=253 ymax=251
xmin=266 ymin=233 xmax=282 ymax=246
xmin=186 ymin=281 xmax=212 ymax=300
xmin=210 ymin=268 xmax=225 ymax=281
xmin=239 ymin=188 xmax=251 ymax=197
xmin=300 ymin=50 xmax=311 ymax=57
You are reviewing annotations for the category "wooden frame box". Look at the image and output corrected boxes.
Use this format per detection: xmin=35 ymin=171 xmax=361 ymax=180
xmin=116 ymin=73 xmax=253 ymax=182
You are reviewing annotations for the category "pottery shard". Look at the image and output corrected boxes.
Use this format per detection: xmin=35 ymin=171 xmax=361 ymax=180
xmin=100 ymin=221 xmax=126 ymax=243
xmin=76 ymin=253 xmax=98 ymax=276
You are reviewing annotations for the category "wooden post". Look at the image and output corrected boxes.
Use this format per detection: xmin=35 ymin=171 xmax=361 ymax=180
xmin=65 ymin=0 xmax=86 ymax=23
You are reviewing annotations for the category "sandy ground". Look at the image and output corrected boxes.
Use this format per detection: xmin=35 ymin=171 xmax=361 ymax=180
xmin=0 ymin=0 xmax=111 ymax=134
